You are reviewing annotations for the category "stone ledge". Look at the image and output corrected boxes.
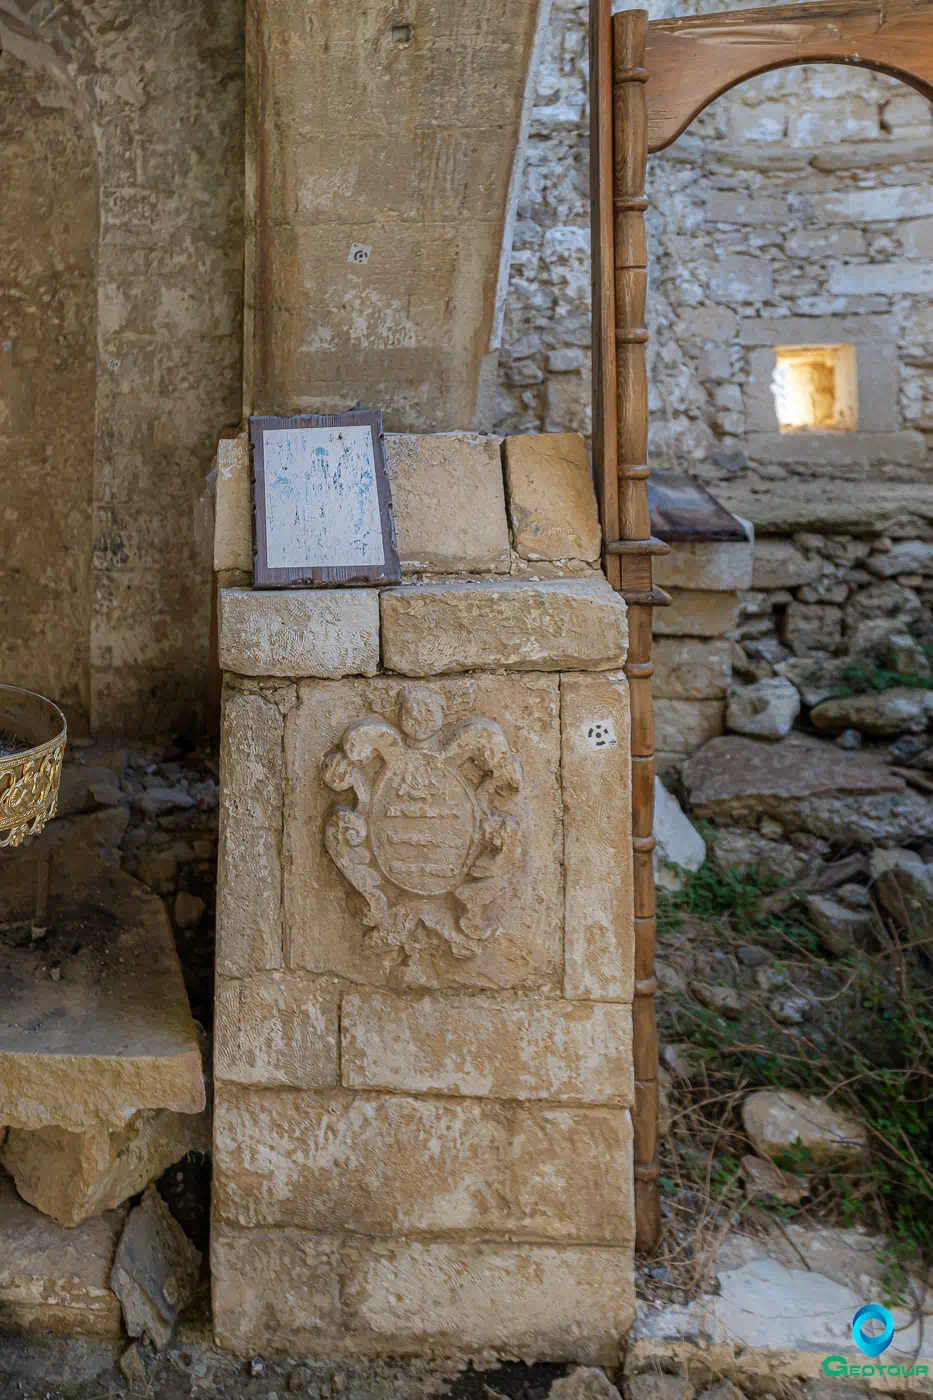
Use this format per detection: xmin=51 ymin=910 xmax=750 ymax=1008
xmin=212 ymin=1227 xmax=634 ymax=1363
xmin=715 ymin=482 xmax=933 ymax=538
xmin=219 ymin=588 xmax=380 ymax=679
xmin=381 ymin=577 xmax=628 ymax=676
xmin=341 ymin=990 xmax=633 ymax=1105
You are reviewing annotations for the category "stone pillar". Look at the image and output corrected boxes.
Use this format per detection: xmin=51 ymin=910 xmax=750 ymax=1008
xmin=212 ymin=434 xmax=636 ymax=1361
xmin=243 ymin=0 xmax=547 ymax=432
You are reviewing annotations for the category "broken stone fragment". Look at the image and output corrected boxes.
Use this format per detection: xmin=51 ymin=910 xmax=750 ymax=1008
xmin=2 ymin=1097 xmax=210 ymax=1229
xmin=870 ymin=847 xmax=933 ymax=922
xmin=110 ymin=1185 xmax=201 ymax=1351
xmin=740 ymin=1153 xmax=809 ymax=1205
xmin=653 ymin=779 xmax=706 ymax=892
xmin=742 ymin=1089 xmax=868 ymax=1167
xmin=549 ymin=1367 xmax=623 ymax=1400
xmin=805 ymin=893 xmax=874 ymax=956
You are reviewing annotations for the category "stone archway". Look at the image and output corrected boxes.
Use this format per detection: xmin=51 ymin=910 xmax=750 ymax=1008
xmin=0 ymin=40 xmax=97 ymax=733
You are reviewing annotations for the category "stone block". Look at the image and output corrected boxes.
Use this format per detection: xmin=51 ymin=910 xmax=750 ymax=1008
xmin=502 ymin=433 xmax=601 ymax=562
xmin=214 ymin=974 xmax=339 ymax=1088
xmin=781 ymin=602 xmax=843 ymax=658
xmin=753 ymin=540 xmax=823 ymax=591
xmin=830 ymin=263 xmax=933 ymax=296
xmin=901 ymin=217 xmax=933 ymax=259
xmin=706 ymin=192 xmax=787 ymax=226
xmin=219 ymin=588 xmax=380 ymax=679
xmin=213 ymin=435 xmax=252 ymax=574
xmin=0 ymin=869 xmax=204 ymax=1134
xmin=217 ymin=688 xmax=284 ymax=976
xmin=745 ymin=431 xmax=925 ymax=469
xmin=716 ymin=481 xmax=933 ymax=538
xmin=710 ymin=254 xmax=772 ymax=303
xmin=212 ymin=1227 xmax=633 ymax=1362
xmin=810 ymin=185 xmax=933 ymax=223
xmin=653 ymin=590 xmax=740 ymax=637
xmin=652 ymin=638 xmax=733 ymax=700
xmin=341 ymin=990 xmax=633 ymax=1105
xmin=738 ymin=314 xmax=898 ymax=347
xmin=653 ymin=525 xmax=753 ymax=593
xmin=2 ymin=1100 xmax=210 ymax=1229
xmin=866 ymin=539 xmax=933 ymax=577
xmin=560 ymin=673 xmax=634 ymax=1000
xmin=381 ymin=577 xmax=627 ymax=676
xmin=0 ymin=1170 xmax=124 ymax=1338
xmin=213 ymin=1085 xmax=634 ymax=1244
xmin=111 ymin=1185 xmax=201 ymax=1351
xmin=654 ymin=700 xmax=726 ymax=755
xmin=284 ymin=675 xmax=563 ymax=991
xmin=384 ymin=432 xmax=510 ymax=573
xmin=744 ymin=348 xmax=778 ymax=434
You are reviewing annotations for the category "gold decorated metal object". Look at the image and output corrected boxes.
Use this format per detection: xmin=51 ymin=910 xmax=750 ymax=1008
xmin=0 ymin=687 xmax=67 ymax=849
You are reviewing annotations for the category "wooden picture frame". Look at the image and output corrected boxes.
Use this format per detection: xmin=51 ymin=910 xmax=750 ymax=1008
xmin=248 ymin=409 xmax=401 ymax=588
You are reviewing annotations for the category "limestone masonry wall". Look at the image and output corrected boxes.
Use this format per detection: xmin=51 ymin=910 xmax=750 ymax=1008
xmin=212 ymin=432 xmax=636 ymax=1361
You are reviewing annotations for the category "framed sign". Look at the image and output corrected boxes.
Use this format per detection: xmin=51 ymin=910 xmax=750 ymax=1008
xmin=249 ymin=410 xmax=401 ymax=587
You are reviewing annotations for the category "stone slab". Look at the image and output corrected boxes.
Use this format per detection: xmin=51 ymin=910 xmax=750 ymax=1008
xmin=629 ymin=1225 xmax=933 ymax=1392
xmin=214 ymin=974 xmax=339 ymax=1088
xmin=502 ymin=433 xmax=601 ymax=563
xmin=341 ymin=991 xmax=633 ymax=1104
xmin=653 ymin=522 xmax=753 ymax=593
xmin=0 ymin=1169 xmax=123 ymax=1338
xmin=213 ymin=435 xmax=252 ymax=574
xmin=381 ymin=577 xmax=628 ymax=675
xmin=384 ymin=432 xmax=510 ymax=573
xmin=219 ymin=588 xmax=380 ymax=679
xmin=652 ymin=638 xmax=733 ymax=700
xmin=745 ymin=431 xmax=925 ymax=468
xmin=212 ymin=1226 xmax=633 ymax=1363
xmin=716 ymin=483 xmax=933 ymax=538
xmin=213 ymin=1085 xmax=634 ymax=1244
xmin=0 ymin=868 xmax=205 ymax=1132
xmin=560 ymin=673 xmax=634 ymax=1001
xmin=284 ymin=675 xmax=564 ymax=993
xmin=752 ymin=540 xmax=823 ymax=591
xmin=652 ymin=590 xmax=740 ymax=638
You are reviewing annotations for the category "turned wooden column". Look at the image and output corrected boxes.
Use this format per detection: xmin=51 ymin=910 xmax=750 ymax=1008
xmin=592 ymin=1 xmax=669 ymax=1253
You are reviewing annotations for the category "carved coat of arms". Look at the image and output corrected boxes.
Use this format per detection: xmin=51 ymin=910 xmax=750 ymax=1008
xmin=322 ymin=686 xmax=523 ymax=959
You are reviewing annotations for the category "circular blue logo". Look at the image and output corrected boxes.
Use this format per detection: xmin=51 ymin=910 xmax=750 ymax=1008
xmin=852 ymin=1304 xmax=895 ymax=1358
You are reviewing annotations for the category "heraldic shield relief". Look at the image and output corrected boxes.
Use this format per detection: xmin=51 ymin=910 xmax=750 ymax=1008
xmin=322 ymin=685 xmax=524 ymax=959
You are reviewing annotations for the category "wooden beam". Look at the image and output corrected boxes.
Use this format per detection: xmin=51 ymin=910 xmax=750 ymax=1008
xmin=645 ymin=0 xmax=933 ymax=152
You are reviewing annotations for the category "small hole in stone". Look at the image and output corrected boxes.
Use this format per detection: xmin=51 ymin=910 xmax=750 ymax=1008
xmin=390 ymin=23 xmax=413 ymax=44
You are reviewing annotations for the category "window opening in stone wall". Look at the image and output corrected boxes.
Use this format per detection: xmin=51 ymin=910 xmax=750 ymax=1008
xmin=772 ymin=343 xmax=858 ymax=432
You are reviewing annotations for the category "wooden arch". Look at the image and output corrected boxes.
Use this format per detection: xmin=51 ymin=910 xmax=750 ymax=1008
xmin=589 ymin=0 xmax=933 ymax=1252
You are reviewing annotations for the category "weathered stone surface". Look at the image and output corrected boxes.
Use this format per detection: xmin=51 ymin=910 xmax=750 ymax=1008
xmin=711 ymin=828 xmax=815 ymax=883
xmin=628 ymin=1375 xmax=695 ymax=1400
xmin=381 ymin=578 xmax=627 ymax=675
xmin=550 ymin=1368 xmax=623 ymax=1400
xmin=744 ymin=1091 xmax=868 ymax=1167
xmin=284 ymin=676 xmax=563 ymax=992
xmin=214 ymin=1085 xmax=633 ymax=1243
xmin=653 ymin=638 xmax=733 ymax=700
xmin=740 ymin=1155 xmax=810 ymax=1206
xmin=385 ymin=433 xmax=510 ymax=573
xmin=219 ymin=588 xmax=380 ymax=679
xmin=110 ymin=1185 xmax=201 ymax=1351
xmin=0 ymin=868 xmax=204 ymax=1133
xmin=502 ymin=433 xmax=601 ymax=562
xmin=213 ymin=436 xmax=251 ymax=574
xmin=718 ymin=483 xmax=933 ymax=538
xmin=870 ymin=848 xmax=933 ymax=921
xmin=0 ymin=1169 xmax=124 ymax=1338
xmin=805 ymin=895 xmax=873 ymax=957
xmin=213 ymin=1227 xmax=633 ymax=1362
xmin=654 ymin=780 xmax=706 ymax=892
xmin=752 ymin=540 xmax=824 ymax=591
xmin=342 ymin=991 xmax=633 ymax=1105
xmin=2 ymin=1100 xmax=210 ymax=1230
xmin=654 ymin=525 xmax=753 ymax=593
xmin=214 ymin=974 xmax=339 ymax=1088
xmin=811 ymin=687 xmax=930 ymax=737
xmin=653 ymin=590 xmax=740 ymax=638
xmin=781 ymin=601 xmax=843 ymax=657
xmin=57 ymin=765 xmax=124 ymax=819
xmin=561 ymin=673 xmax=634 ymax=1000
xmin=217 ymin=687 xmax=285 ymax=977
xmin=726 ymin=677 xmax=800 ymax=740
xmin=776 ymin=657 xmax=851 ymax=708
xmin=654 ymin=699 xmax=726 ymax=754
xmin=867 ymin=539 xmax=933 ymax=578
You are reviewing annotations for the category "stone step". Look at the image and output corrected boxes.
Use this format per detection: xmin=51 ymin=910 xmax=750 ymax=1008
xmin=0 ymin=867 xmax=205 ymax=1132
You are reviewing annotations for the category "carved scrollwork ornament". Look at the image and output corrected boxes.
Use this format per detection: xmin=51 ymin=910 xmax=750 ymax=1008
xmin=322 ymin=685 xmax=523 ymax=959
xmin=0 ymin=742 xmax=66 ymax=849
